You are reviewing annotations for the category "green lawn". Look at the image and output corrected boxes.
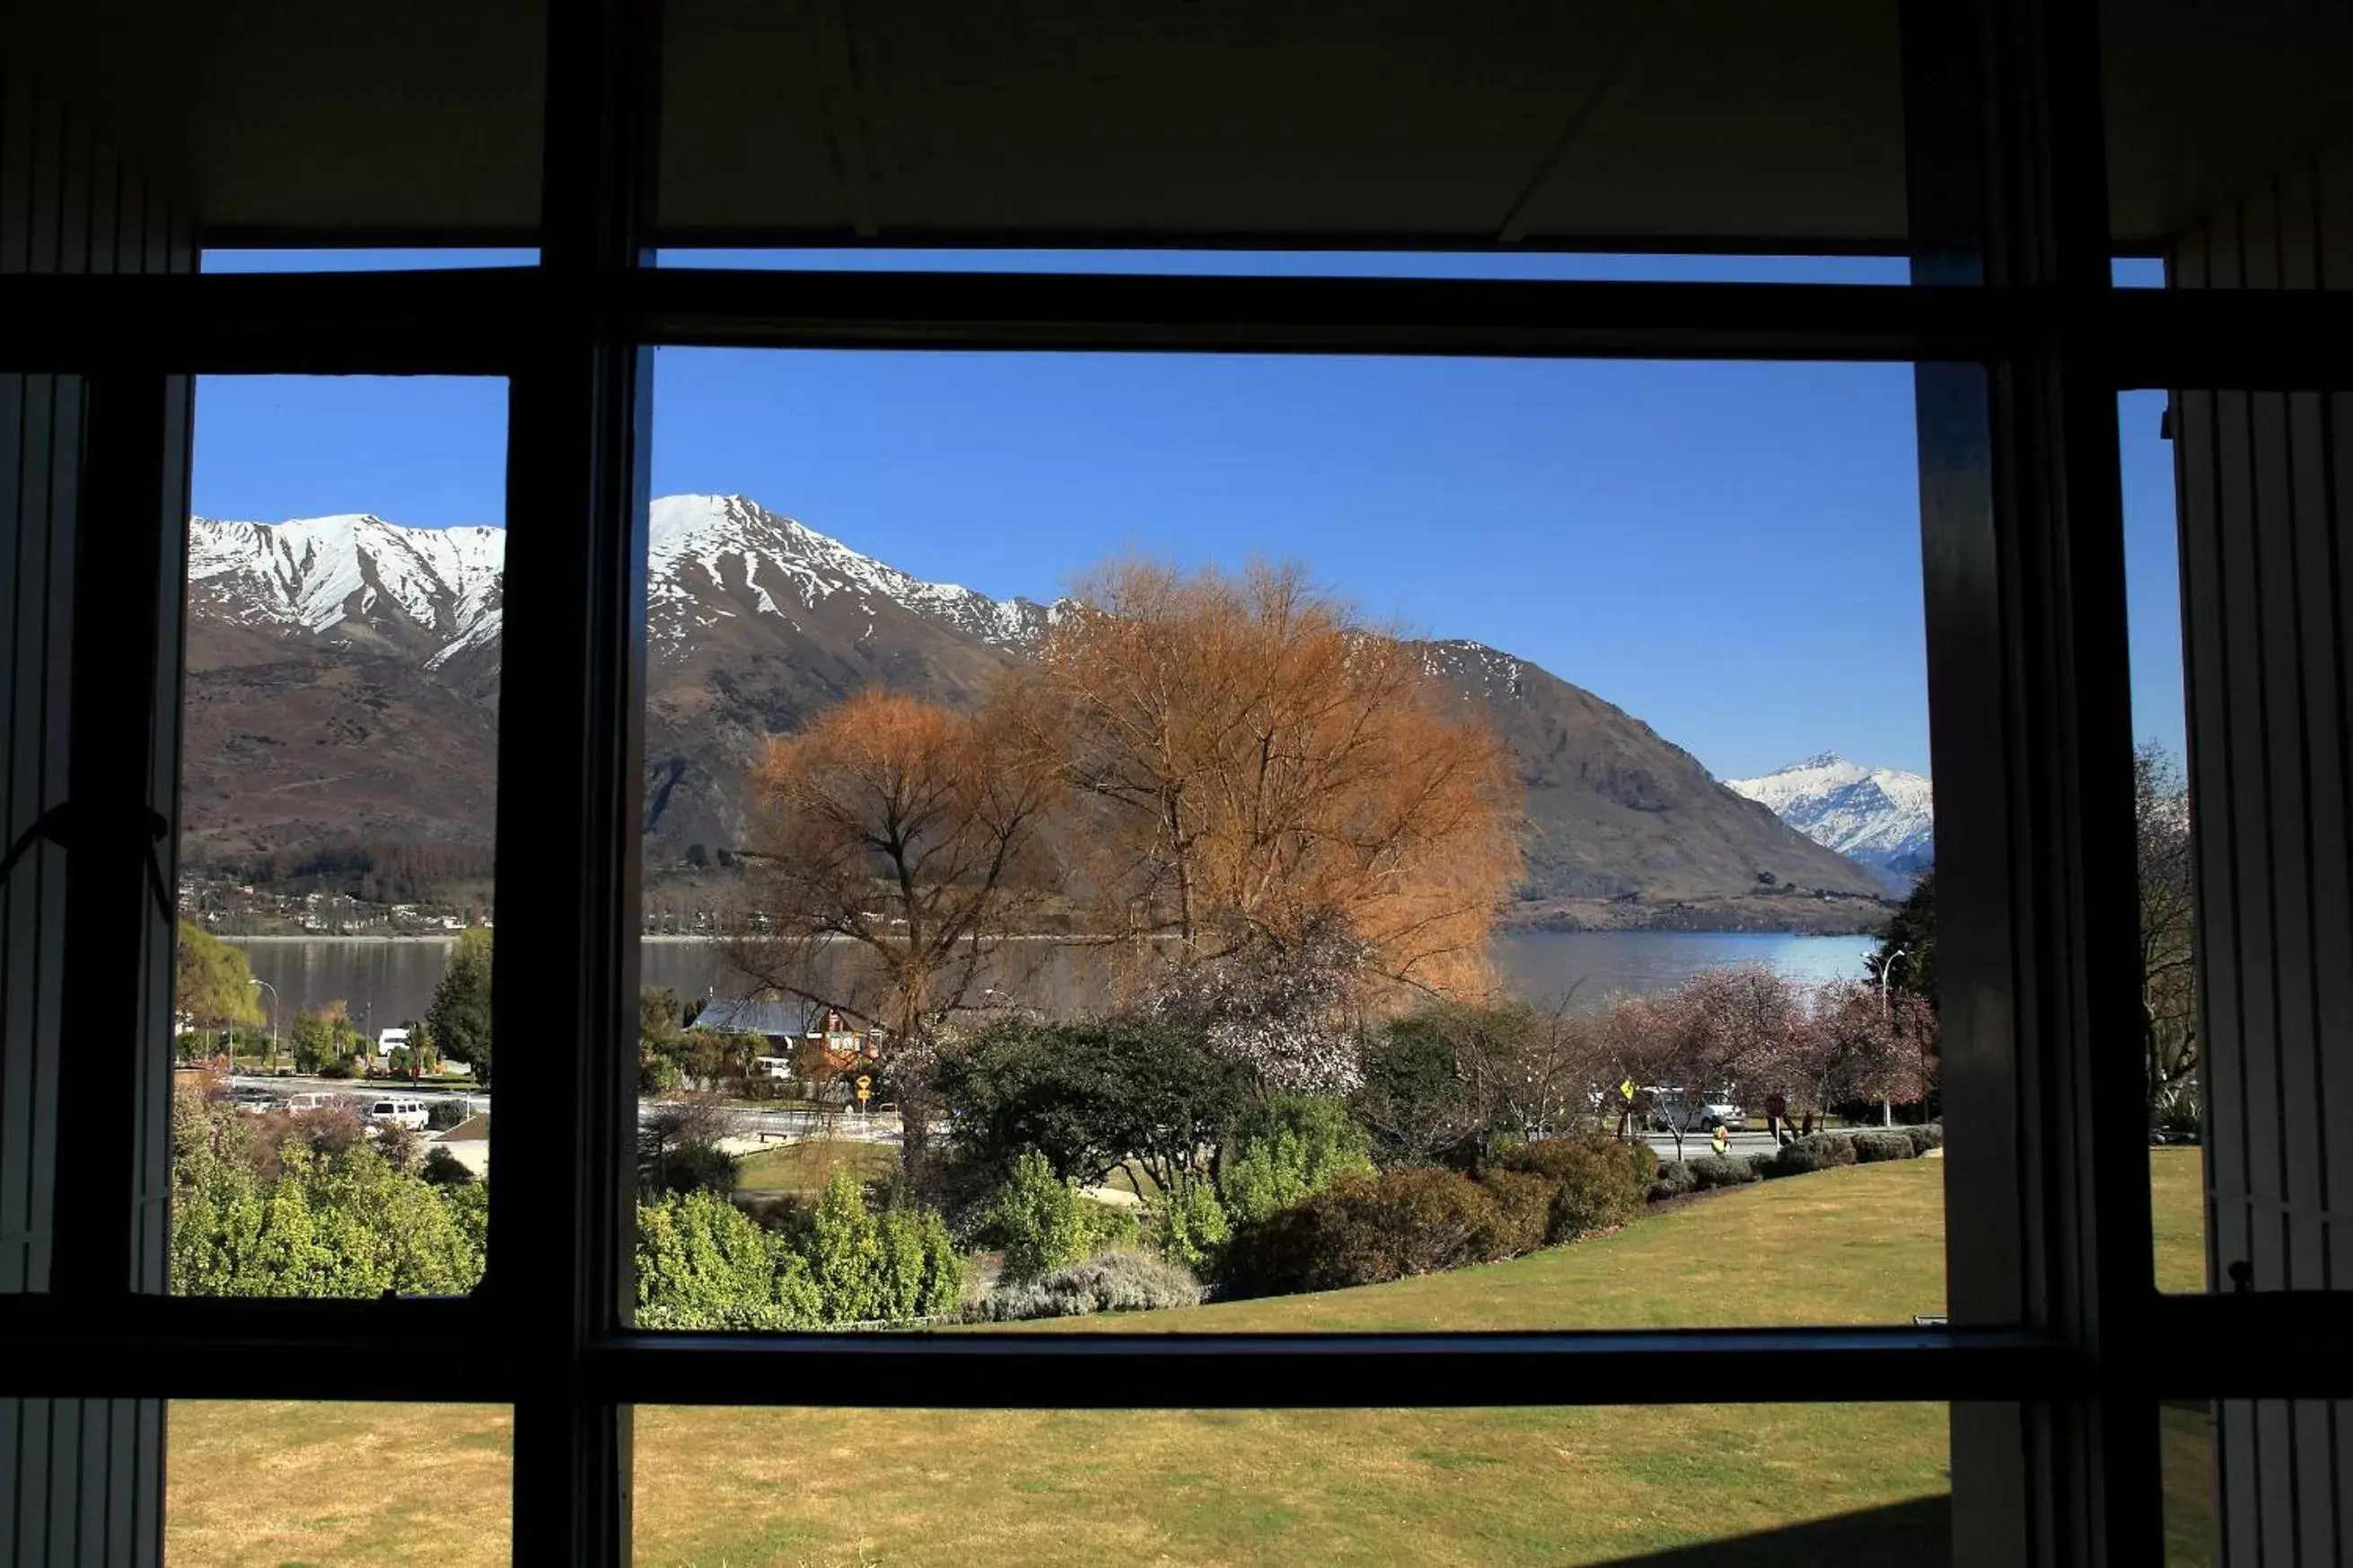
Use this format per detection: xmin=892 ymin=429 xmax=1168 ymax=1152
xmin=734 ymin=1138 xmax=900 ymax=1196
xmin=168 ymin=1151 xmax=2211 ymax=1568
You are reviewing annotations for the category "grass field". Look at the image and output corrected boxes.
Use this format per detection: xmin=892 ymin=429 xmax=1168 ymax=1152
xmin=167 ymin=1150 xmax=2212 ymax=1567
xmin=734 ymin=1138 xmax=901 ymax=1196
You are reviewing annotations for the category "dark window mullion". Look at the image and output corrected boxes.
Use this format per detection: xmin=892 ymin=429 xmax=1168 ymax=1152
xmin=494 ymin=1 xmax=659 ymax=1567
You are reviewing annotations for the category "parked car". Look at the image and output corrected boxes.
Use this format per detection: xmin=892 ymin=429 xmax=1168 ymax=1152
xmin=1696 ymin=1102 xmax=1748 ymax=1132
xmin=364 ymin=1097 xmax=429 ymax=1131
xmin=283 ymin=1091 xmax=348 ymax=1112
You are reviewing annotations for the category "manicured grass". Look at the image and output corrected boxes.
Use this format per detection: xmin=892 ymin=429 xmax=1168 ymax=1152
xmin=734 ymin=1138 xmax=900 ymax=1196
xmin=168 ymin=1152 xmax=2209 ymax=1567
xmin=2149 ymin=1147 xmax=2207 ymax=1293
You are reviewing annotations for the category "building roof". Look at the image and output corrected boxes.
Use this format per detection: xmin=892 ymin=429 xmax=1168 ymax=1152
xmin=689 ymin=998 xmax=802 ymax=1038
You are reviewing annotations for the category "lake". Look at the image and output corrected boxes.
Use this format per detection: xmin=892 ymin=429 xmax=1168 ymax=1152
xmin=231 ymin=930 xmax=1877 ymax=1038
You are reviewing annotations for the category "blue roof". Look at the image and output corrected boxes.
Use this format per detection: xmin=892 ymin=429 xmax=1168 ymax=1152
xmin=689 ymin=997 xmax=801 ymax=1038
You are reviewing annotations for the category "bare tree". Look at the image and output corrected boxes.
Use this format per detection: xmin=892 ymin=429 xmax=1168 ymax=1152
xmin=1762 ymin=979 xmax=1934 ymax=1134
xmin=2136 ymin=741 xmax=2199 ymax=1117
xmin=1031 ymin=557 xmax=1523 ymax=1066
xmin=732 ymin=687 xmax=1067 ymax=1167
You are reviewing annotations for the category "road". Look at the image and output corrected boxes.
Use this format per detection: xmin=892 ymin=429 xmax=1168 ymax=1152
xmin=222 ymin=1073 xmax=901 ymax=1143
xmin=232 ymin=1075 xmax=1854 ymax=1160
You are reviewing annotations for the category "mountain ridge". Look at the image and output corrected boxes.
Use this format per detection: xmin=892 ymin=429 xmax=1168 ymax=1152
xmin=1724 ymin=753 xmax=1935 ymax=882
xmin=179 ymin=495 xmax=1892 ymax=932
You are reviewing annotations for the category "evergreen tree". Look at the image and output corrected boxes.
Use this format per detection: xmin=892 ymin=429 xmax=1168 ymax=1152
xmin=428 ymin=927 xmax=496 ymax=1085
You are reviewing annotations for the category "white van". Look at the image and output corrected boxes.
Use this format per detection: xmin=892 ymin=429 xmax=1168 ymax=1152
xmin=365 ymin=1098 xmax=429 ymax=1131
xmin=284 ymin=1091 xmax=347 ymax=1113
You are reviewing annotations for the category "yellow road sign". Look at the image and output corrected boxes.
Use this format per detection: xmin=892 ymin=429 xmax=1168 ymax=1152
xmin=1619 ymin=1079 xmax=1637 ymax=1101
xmin=856 ymin=1074 xmax=872 ymax=1090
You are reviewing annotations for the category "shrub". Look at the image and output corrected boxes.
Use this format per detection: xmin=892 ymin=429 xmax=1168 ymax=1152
xmin=1649 ymin=1161 xmax=1699 ymax=1201
xmin=637 ymin=1188 xmax=821 ymax=1330
xmin=966 ymin=1248 xmax=1204 ymax=1323
xmin=804 ymin=1169 xmax=966 ymax=1323
xmin=1217 ymin=1095 xmax=1376 ymax=1226
xmin=935 ymin=1014 xmax=1251 ymax=1187
xmin=426 ymin=1100 xmax=470 ymax=1133
xmin=1223 ymin=1167 xmax=1507 ymax=1297
xmin=1686 ymin=1155 xmax=1760 ymax=1190
xmin=1472 ymin=1168 xmax=1553 ymax=1257
xmin=1904 ymin=1122 xmax=1945 ymax=1154
xmin=1494 ymin=1135 xmax=1658 ymax=1242
xmin=1850 ymin=1129 xmax=1918 ymax=1163
xmin=1146 ymin=1177 xmax=1232 ymax=1277
xmin=988 ymin=1151 xmax=1135 ymax=1283
xmin=1758 ymin=1131 xmax=1861 ymax=1178
xmin=419 ymin=1146 xmax=476 ymax=1187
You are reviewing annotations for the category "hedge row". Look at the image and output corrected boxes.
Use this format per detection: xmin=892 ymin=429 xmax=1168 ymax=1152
xmin=1648 ymin=1122 xmax=1945 ymax=1196
xmin=1223 ymin=1135 xmax=1655 ymax=1297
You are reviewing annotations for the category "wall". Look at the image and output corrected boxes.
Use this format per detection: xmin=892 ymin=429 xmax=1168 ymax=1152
xmin=0 ymin=54 xmax=192 ymax=1568
xmin=2165 ymin=136 xmax=2353 ymax=1568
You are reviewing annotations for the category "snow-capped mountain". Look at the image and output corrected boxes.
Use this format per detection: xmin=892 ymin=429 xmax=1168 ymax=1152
xmin=188 ymin=513 xmax=506 ymax=670
xmin=1725 ymin=754 xmax=1935 ymax=880
xmin=188 ymin=495 xmax=1060 ymax=670
xmin=179 ymin=496 xmax=1892 ymax=929
xmin=645 ymin=494 xmax=1059 ymax=653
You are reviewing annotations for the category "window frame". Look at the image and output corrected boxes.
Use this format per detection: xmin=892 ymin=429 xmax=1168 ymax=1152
xmin=3 ymin=2 xmax=2349 ymax=1565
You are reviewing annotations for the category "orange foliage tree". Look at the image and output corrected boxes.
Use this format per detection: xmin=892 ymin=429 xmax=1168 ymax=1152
xmin=733 ymin=688 xmax=1066 ymax=1161
xmin=1031 ymin=558 xmax=1522 ymax=1015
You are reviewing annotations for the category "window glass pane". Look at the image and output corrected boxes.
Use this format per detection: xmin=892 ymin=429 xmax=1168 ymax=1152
xmin=2120 ymin=389 xmax=2208 ymax=1294
xmin=171 ymin=375 xmax=504 ymax=1298
xmin=2162 ymin=1399 xmax=2217 ymax=1567
xmin=633 ymin=1403 xmax=1949 ymax=1566
xmin=169 ymin=1401 xmax=511 ymax=1566
xmin=202 ymin=249 xmax=539 ymax=273
xmin=632 ymin=352 xmax=1946 ymax=1333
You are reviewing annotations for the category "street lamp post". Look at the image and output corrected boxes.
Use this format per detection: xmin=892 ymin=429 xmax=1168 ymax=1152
xmin=1876 ymin=946 xmax=1910 ymax=1127
xmin=251 ymin=978 xmax=278 ymax=1074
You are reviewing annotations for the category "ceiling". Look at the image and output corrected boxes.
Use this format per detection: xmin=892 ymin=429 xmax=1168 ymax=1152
xmin=3 ymin=0 xmax=2346 ymax=252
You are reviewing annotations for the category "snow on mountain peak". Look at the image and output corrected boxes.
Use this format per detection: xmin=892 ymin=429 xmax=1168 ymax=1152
xmin=1725 ymin=754 xmax=1934 ymax=875
xmin=189 ymin=495 xmax=1060 ymax=662
xmin=644 ymin=493 xmax=1057 ymax=650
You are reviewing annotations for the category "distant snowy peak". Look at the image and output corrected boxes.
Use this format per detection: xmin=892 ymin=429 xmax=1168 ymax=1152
xmin=1725 ymin=753 xmax=1935 ymax=875
xmin=645 ymin=493 xmax=1059 ymax=650
xmin=189 ymin=495 xmax=1065 ymax=663
xmin=187 ymin=513 xmax=505 ymax=668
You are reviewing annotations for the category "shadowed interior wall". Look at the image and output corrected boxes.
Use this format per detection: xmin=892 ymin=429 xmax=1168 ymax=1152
xmin=0 ymin=55 xmax=191 ymax=1568
xmin=2165 ymin=136 xmax=2353 ymax=1568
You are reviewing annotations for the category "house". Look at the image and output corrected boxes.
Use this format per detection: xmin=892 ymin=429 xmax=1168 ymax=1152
xmin=688 ymin=997 xmax=799 ymax=1045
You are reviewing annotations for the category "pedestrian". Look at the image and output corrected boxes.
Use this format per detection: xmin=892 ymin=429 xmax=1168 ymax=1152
xmin=1764 ymin=1091 xmax=1787 ymax=1142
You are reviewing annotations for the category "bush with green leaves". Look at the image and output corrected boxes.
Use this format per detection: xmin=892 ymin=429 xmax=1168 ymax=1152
xmin=170 ymin=1090 xmax=487 ymax=1298
xmin=965 ymin=1248 xmax=1204 ymax=1322
xmin=1222 ymin=1167 xmax=1511 ymax=1297
xmin=1904 ymin=1122 xmax=1945 ymax=1154
xmin=1757 ymin=1131 xmax=1861 ymax=1178
xmin=803 ymin=1169 xmax=967 ymax=1324
xmin=987 ymin=1151 xmax=1136 ymax=1283
xmin=1649 ymin=1160 xmax=1700 ymax=1200
xmin=1471 ymin=1168 xmax=1552 ymax=1257
xmin=935 ymin=1015 xmax=1251 ymax=1192
xmin=1849 ymin=1128 xmax=1918 ymax=1163
xmin=1146 ymin=1176 xmax=1233 ymax=1277
xmin=1684 ymin=1154 xmax=1760 ymax=1190
xmin=1216 ymin=1094 xmax=1375 ymax=1226
xmin=636 ymin=1188 xmax=823 ymax=1330
xmin=419 ymin=1146 xmax=477 ymax=1187
xmin=1492 ymin=1135 xmax=1657 ymax=1242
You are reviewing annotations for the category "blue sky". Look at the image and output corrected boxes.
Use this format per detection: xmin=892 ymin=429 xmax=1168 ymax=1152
xmin=194 ymin=250 xmax=2183 ymax=781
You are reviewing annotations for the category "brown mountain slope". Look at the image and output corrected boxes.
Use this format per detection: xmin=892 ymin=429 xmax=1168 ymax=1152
xmin=178 ymin=504 xmax=1890 ymax=932
xmin=1417 ymin=642 xmax=1888 ymax=930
